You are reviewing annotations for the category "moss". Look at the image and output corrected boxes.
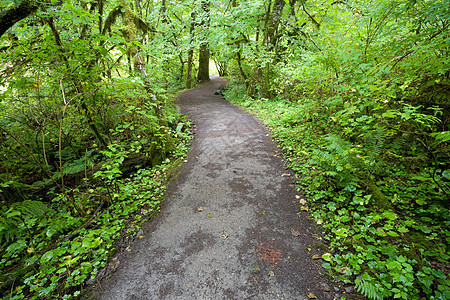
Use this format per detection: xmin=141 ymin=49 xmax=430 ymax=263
xmin=102 ymin=6 xmax=122 ymax=34
xmin=381 ymin=150 xmax=427 ymax=167
xmin=357 ymin=171 xmax=393 ymax=211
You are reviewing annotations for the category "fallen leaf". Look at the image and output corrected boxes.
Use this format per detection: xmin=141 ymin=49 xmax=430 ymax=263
xmin=27 ymin=247 xmax=34 ymax=254
xmin=138 ymin=235 xmax=144 ymax=239
xmin=291 ymin=229 xmax=301 ymax=237
xmin=307 ymin=292 xmax=317 ymax=299
xmin=300 ymin=206 xmax=309 ymax=211
xmin=295 ymin=195 xmax=301 ymax=199
xmin=312 ymin=254 xmax=321 ymax=260
xmin=207 ymin=213 xmax=213 ymax=218
xmin=299 ymin=199 xmax=307 ymax=205
xmin=197 ymin=207 xmax=204 ymax=212
xmin=281 ymin=173 xmax=290 ymax=177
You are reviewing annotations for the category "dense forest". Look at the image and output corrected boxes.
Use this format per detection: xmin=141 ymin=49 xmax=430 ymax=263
xmin=0 ymin=0 xmax=448 ymax=299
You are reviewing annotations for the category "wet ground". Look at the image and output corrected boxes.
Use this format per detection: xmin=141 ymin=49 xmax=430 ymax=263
xmin=97 ymin=76 xmax=330 ymax=299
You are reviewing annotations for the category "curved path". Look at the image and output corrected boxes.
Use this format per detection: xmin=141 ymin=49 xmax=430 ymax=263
xmin=98 ymin=76 xmax=328 ymax=299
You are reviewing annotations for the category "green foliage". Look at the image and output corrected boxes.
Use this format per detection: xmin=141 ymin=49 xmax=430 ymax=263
xmin=355 ymin=276 xmax=383 ymax=300
xmin=0 ymin=0 xmax=193 ymax=297
xmin=0 ymin=200 xmax=50 ymax=248
xmin=225 ymin=57 xmax=449 ymax=299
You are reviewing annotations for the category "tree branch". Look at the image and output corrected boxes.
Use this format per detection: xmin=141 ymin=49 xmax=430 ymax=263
xmin=0 ymin=0 xmax=40 ymax=37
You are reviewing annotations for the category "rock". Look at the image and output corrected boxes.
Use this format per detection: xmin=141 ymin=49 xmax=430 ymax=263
xmin=345 ymin=286 xmax=354 ymax=293
xmin=333 ymin=286 xmax=340 ymax=292
xmin=320 ymin=282 xmax=331 ymax=292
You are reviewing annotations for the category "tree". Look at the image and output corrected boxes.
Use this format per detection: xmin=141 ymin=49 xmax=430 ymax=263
xmin=186 ymin=11 xmax=196 ymax=88
xmin=197 ymin=0 xmax=211 ymax=82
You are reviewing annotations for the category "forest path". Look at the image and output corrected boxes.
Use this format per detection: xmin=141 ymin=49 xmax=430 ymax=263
xmin=98 ymin=76 xmax=328 ymax=299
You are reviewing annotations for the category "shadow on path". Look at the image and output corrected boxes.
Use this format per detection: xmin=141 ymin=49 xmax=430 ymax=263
xmin=98 ymin=76 xmax=328 ymax=299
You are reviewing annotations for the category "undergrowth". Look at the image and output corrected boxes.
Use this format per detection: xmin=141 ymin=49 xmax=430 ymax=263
xmin=224 ymin=81 xmax=449 ymax=300
xmin=0 ymin=105 xmax=192 ymax=299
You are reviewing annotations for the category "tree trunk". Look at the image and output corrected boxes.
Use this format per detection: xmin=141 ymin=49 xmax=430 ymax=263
xmin=186 ymin=12 xmax=196 ymax=88
xmin=197 ymin=0 xmax=210 ymax=83
xmin=257 ymin=0 xmax=286 ymax=98
xmin=264 ymin=0 xmax=285 ymax=48
xmin=0 ymin=0 xmax=40 ymax=37
xmin=186 ymin=49 xmax=194 ymax=88
xmin=197 ymin=43 xmax=210 ymax=82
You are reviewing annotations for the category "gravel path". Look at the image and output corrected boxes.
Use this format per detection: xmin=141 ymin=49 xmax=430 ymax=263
xmin=97 ymin=76 xmax=328 ymax=299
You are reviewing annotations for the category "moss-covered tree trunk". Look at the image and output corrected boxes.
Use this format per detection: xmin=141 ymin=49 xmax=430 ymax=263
xmin=0 ymin=0 xmax=40 ymax=37
xmin=197 ymin=0 xmax=210 ymax=83
xmin=186 ymin=12 xmax=196 ymax=88
xmin=198 ymin=43 xmax=210 ymax=82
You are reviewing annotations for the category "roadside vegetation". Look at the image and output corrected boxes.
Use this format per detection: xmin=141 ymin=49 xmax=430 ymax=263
xmin=223 ymin=0 xmax=449 ymax=299
xmin=0 ymin=0 xmax=194 ymax=298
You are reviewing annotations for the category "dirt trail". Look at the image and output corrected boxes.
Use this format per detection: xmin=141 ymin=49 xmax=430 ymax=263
xmin=98 ymin=76 xmax=329 ymax=299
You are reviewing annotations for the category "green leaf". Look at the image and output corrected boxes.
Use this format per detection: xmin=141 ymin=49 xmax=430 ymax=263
xmin=443 ymin=169 xmax=450 ymax=179
xmin=41 ymin=250 xmax=54 ymax=263
xmin=387 ymin=231 xmax=399 ymax=237
xmin=384 ymin=211 xmax=397 ymax=221
xmin=7 ymin=210 xmax=21 ymax=218
xmin=176 ymin=122 xmax=184 ymax=133
xmin=322 ymin=252 xmax=332 ymax=261
xmin=82 ymin=237 xmax=102 ymax=249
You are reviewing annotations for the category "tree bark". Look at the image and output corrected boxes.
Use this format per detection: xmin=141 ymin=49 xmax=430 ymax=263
xmin=197 ymin=43 xmax=210 ymax=82
xmin=0 ymin=0 xmax=39 ymax=37
xmin=264 ymin=0 xmax=285 ymax=48
xmin=197 ymin=0 xmax=210 ymax=82
xmin=186 ymin=12 xmax=196 ymax=88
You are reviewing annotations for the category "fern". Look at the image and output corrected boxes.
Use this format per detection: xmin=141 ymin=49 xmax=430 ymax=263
xmin=365 ymin=128 xmax=386 ymax=173
xmin=311 ymin=134 xmax=360 ymax=186
xmin=52 ymin=149 xmax=97 ymax=180
xmin=0 ymin=216 xmax=20 ymax=244
xmin=13 ymin=200 xmax=48 ymax=218
xmin=324 ymin=134 xmax=353 ymax=156
xmin=355 ymin=278 xmax=384 ymax=300
xmin=0 ymin=200 xmax=49 ymax=244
